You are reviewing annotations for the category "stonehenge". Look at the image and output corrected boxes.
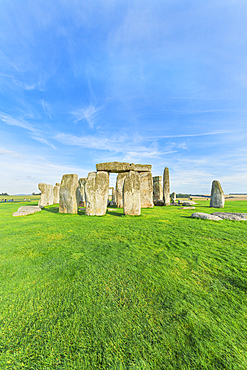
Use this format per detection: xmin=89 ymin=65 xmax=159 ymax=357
xmin=78 ymin=178 xmax=87 ymax=207
xmin=116 ymin=172 xmax=129 ymax=208
xmin=210 ymin=180 xmax=225 ymax=208
xmin=140 ymin=172 xmax=153 ymax=208
xmin=123 ymin=171 xmax=141 ymax=215
xmin=96 ymin=162 xmax=151 ymax=173
xmin=163 ymin=167 xmax=170 ymax=206
xmin=38 ymin=183 xmax=54 ymax=207
xmin=59 ymin=174 xmax=79 ymax=214
xmin=53 ymin=183 xmax=60 ymax=204
xmin=153 ymin=176 xmax=163 ymax=203
xmin=85 ymin=172 xmax=109 ymax=216
xmin=171 ymin=192 xmax=176 ymax=203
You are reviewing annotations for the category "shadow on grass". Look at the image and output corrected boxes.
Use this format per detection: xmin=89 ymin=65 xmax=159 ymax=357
xmin=42 ymin=206 xmax=59 ymax=214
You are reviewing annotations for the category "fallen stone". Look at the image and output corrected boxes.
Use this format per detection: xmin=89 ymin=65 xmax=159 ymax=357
xmin=123 ymin=171 xmax=141 ymax=215
xmin=13 ymin=206 xmax=42 ymax=217
xmin=191 ymin=212 xmax=222 ymax=221
xmin=59 ymin=174 xmax=79 ymax=214
xmin=85 ymin=171 xmax=109 ymax=216
xmin=163 ymin=167 xmax=170 ymax=206
xmin=153 ymin=176 xmax=163 ymax=203
xmin=96 ymin=162 xmax=151 ymax=173
xmin=181 ymin=201 xmax=197 ymax=206
xmin=210 ymin=180 xmax=225 ymax=208
xmin=180 ymin=206 xmax=196 ymax=209
xmin=212 ymin=212 xmax=247 ymax=221
xmin=140 ymin=172 xmax=153 ymax=208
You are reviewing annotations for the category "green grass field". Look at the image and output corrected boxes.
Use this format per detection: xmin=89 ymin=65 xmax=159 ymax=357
xmin=0 ymin=200 xmax=247 ymax=369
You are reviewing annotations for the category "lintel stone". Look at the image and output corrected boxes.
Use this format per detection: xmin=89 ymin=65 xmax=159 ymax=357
xmin=96 ymin=162 xmax=151 ymax=173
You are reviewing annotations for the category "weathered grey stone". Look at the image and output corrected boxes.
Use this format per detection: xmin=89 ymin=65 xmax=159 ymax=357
xmin=85 ymin=172 xmax=109 ymax=216
xmin=123 ymin=171 xmax=141 ymax=215
xmin=109 ymin=187 xmax=116 ymax=204
xmin=191 ymin=212 xmax=222 ymax=221
xmin=171 ymin=192 xmax=176 ymax=202
xmin=181 ymin=201 xmax=196 ymax=206
xmin=55 ymin=183 xmax=60 ymax=187
xmin=13 ymin=206 xmax=42 ymax=217
xmin=116 ymin=172 xmax=129 ymax=208
xmin=163 ymin=167 xmax=170 ymax=206
xmin=53 ymin=184 xmax=60 ymax=204
xmin=96 ymin=162 xmax=151 ymax=173
xmin=140 ymin=172 xmax=153 ymax=208
xmin=180 ymin=206 xmax=196 ymax=210
xmin=153 ymin=176 xmax=163 ymax=202
xmin=59 ymin=174 xmax=79 ymax=214
xmin=211 ymin=212 xmax=247 ymax=221
xmin=38 ymin=183 xmax=53 ymax=206
xmin=78 ymin=178 xmax=87 ymax=207
xmin=210 ymin=180 xmax=225 ymax=208
xmin=38 ymin=183 xmax=47 ymax=207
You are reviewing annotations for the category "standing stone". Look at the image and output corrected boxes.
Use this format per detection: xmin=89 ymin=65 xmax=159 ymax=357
xmin=85 ymin=172 xmax=109 ymax=216
xmin=53 ymin=184 xmax=60 ymax=204
xmin=140 ymin=172 xmax=153 ymax=208
xmin=210 ymin=180 xmax=225 ymax=208
xmin=153 ymin=176 xmax=163 ymax=203
xmin=47 ymin=185 xmax=54 ymax=205
xmin=116 ymin=172 xmax=129 ymax=208
xmin=78 ymin=178 xmax=87 ymax=207
xmin=123 ymin=171 xmax=141 ymax=215
xmin=171 ymin=192 xmax=176 ymax=203
xmin=163 ymin=167 xmax=170 ymax=206
xmin=38 ymin=183 xmax=48 ymax=207
xmin=59 ymin=174 xmax=79 ymax=214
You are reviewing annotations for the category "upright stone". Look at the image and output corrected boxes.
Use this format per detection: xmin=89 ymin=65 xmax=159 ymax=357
xmin=171 ymin=192 xmax=176 ymax=203
xmin=59 ymin=174 xmax=79 ymax=214
xmin=123 ymin=171 xmax=141 ymax=215
xmin=38 ymin=183 xmax=48 ymax=207
xmin=116 ymin=172 xmax=129 ymax=208
xmin=85 ymin=172 xmax=109 ymax=216
xmin=163 ymin=167 xmax=170 ymax=206
xmin=140 ymin=172 xmax=153 ymax=208
xmin=53 ymin=184 xmax=60 ymax=204
xmin=210 ymin=180 xmax=225 ymax=208
xmin=47 ymin=185 xmax=54 ymax=205
xmin=78 ymin=178 xmax=87 ymax=207
xmin=153 ymin=176 xmax=163 ymax=202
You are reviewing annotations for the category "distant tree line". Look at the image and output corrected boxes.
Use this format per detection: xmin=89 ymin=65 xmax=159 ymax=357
xmin=175 ymin=193 xmax=190 ymax=198
xmin=32 ymin=192 xmax=41 ymax=195
xmin=0 ymin=192 xmax=9 ymax=196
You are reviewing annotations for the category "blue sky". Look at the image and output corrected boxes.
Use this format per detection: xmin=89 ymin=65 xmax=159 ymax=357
xmin=1 ymin=0 xmax=247 ymax=194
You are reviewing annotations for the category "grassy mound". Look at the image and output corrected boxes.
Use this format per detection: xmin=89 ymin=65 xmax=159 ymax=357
xmin=0 ymin=201 xmax=247 ymax=369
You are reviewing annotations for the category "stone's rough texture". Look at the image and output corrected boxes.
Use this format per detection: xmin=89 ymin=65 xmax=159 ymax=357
xmin=59 ymin=174 xmax=79 ymax=214
xmin=55 ymin=183 xmax=60 ymax=186
xmin=123 ymin=171 xmax=141 ymax=215
xmin=191 ymin=212 xmax=222 ymax=221
xmin=171 ymin=192 xmax=176 ymax=202
xmin=38 ymin=183 xmax=53 ymax=206
xmin=78 ymin=178 xmax=87 ymax=207
xmin=53 ymin=184 xmax=60 ymax=204
xmin=38 ymin=183 xmax=47 ymax=207
xmin=210 ymin=180 xmax=225 ymax=208
xmin=116 ymin=172 xmax=129 ymax=208
xmin=96 ymin=162 xmax=151 ymax=173
xmin=153 ymin=176 xmax=163 ymax=202
xmin=140 ymin=172 xmax=153 ymax=208
xmin=47 ymin=185 xmax=54 ymax=205
xmin=163 ymin=167 xmax=170 ymax=206
xmin=85 ymin=172 xmax=109 ymax=216
xmin=212 ymin=212 xmax=247 ymax=221
xmin=13 ymin=206 xmax=41 ymax=217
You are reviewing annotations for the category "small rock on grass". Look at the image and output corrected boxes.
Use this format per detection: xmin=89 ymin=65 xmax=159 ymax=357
xmin=212 ymin=212 xmax=247 ymax=221
xmin=180 ymin=207 xmax=196 ymax=209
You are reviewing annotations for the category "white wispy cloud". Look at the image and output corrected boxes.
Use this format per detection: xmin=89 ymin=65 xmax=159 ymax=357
xmin=0 ymin=149 xmax=21 ymax=157
xmin=70 ymin=105 xmax=101 ymax=128
xmin=41 ymin=99 xmax=52 ymax=119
